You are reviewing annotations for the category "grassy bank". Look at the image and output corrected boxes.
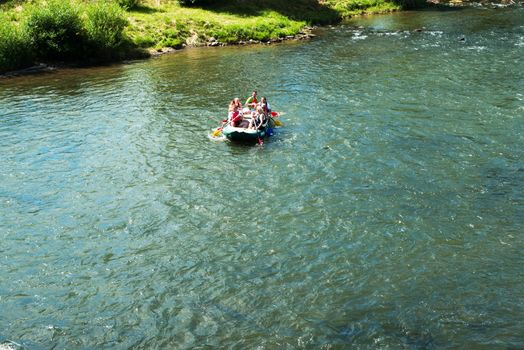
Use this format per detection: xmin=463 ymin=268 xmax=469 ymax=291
xmin=0 ymin=0 xmax=145 ymax=74
xmin=0 ymin=0 xmax=424 ymax=74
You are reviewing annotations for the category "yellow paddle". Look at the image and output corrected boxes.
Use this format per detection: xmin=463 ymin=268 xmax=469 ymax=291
xmin=212 ymin=127 xmax=222 ymax=137
xmin=269 ymin=112 xmax=284 ymax=126
xmin=212 ymin=120 xmax=228 ymax=137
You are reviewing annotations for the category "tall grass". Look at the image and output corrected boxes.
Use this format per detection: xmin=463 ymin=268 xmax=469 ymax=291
xmin=24 ymin=0 xmax=86 ymax=61
xmin=0 ymin=16 xmax=34 ymax=73
xmin=0 ymin=0 xmax=138 ymax=73
xmin=84 ymin=1 xmax=130 ymax=60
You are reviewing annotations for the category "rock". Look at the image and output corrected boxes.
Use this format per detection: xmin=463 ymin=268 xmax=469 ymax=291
xmin=208 ymin=37 xmax=217 ymax=43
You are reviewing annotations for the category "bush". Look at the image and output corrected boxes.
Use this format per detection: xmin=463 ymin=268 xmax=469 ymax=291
xmin=0 ymin=18 xmax=34 ymax=73
xmin=24 ymin=0 xmax=86 ymax=61
xmin=84 ymin=1 xmax=129 ymax=59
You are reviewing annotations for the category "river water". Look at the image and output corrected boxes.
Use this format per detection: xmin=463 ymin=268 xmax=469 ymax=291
xmin=1 ymin=7 xmax=523 ymax=349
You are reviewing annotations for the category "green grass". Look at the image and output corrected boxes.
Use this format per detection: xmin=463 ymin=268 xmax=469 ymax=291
xmin=127 ymin=3 xmax=309 ymax=48
xmin=324 ymin=0 xmax=401 ymax=16
xmin=124 ymin=0 xmax=403 ymax=50
xmin=0 ymin=13 xmax=34 ymax=73
xmin=0 ymin=0 xmax=144 ymax=73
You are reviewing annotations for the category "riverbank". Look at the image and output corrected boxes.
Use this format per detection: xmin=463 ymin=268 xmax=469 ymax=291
xmin=0 ymin=0 xmax=422 ymax=75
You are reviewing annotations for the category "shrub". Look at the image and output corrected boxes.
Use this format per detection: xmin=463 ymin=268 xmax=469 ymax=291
xmin=0 ymin=18 xmax=34 ymax=73
xmin=24 ymin=0 xmax=86 ymax=61
xmin=84 ymin=1 xmax=129 ymax=59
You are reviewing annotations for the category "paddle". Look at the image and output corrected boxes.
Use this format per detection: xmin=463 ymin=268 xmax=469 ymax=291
xmin=269 ymin=111 xmax=284 ymax=126
xmin=212 ymin=119 xmax=228 ymax=137
xmin=268 ymin=113 xmax=283 ymax=126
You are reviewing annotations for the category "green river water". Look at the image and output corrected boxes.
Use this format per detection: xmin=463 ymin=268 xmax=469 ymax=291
xmin=1 ymin=7 xmax=523 ymax=349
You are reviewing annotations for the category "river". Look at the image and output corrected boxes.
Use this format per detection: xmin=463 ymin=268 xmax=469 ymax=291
xmin=1 ymin=6 xmax=523 ymax=349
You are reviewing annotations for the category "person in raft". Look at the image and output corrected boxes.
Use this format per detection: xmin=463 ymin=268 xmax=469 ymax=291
xmin=228 ymin=98 xmax=243 ymax=127
xmin=245 ymin=90 xmax=258 ymax=109
xmin=248 ymin=106 xmax=266 ymax=130
xmin=258 ymin=96 xmax=271 ymax=116
xmin=235 ymin=97 xmax=243 ymax=110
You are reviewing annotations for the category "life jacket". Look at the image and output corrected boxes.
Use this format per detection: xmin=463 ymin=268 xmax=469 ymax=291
xmin=247 ymin=97 xmax=258 ymax=107
xmin=230 ymin=111 xmax=242 ymax=125
xmin=253 ymin=113 xmax=266 ymax=130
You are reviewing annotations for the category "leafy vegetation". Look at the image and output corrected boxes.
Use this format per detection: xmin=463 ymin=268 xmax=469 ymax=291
xmin=0 ymin=0 xmax=138 ymax=73
xmin=84 ymin=1 xmax=130 ymax=59
xmin=24 ymin=0 xmax=85 ymax=61
xmin=0 ymin=15 xmax=34 ymax=73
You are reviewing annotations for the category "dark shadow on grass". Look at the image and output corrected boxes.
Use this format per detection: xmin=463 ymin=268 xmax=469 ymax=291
xmin=183 ymin=0 xmax=342 ymax=25
xmin=129 ymin=4 xmax=165 ymax=14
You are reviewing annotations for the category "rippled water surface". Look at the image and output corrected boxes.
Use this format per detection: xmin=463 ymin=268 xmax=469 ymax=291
xmin=1 ymin=7 xmax=523 ymax=349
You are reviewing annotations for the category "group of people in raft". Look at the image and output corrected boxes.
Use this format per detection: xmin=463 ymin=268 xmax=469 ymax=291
xmin=228 ymin=90 xmax=271 ymax=130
